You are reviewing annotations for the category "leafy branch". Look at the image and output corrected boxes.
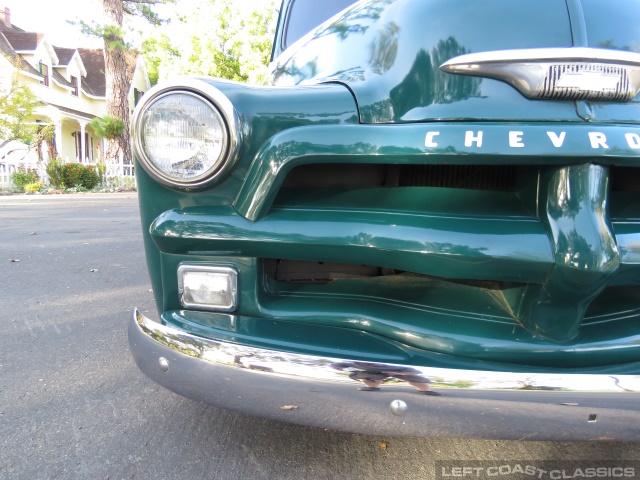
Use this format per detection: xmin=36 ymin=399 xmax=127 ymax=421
xmin=0 ymin=59 xmax=44 ymax=144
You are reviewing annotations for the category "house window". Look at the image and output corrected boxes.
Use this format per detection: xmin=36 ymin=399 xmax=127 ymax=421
xmin=134 ymin=88 xmax=144 ymax=106
xmin=70 ymin=75 xmax=78 ymax=96
xmin=39 ymin=61 xmax=49 ymax=87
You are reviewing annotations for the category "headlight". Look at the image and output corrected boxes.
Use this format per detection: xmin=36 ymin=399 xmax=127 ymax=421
xmin=132 ymin=79 xmax=240 ymax=188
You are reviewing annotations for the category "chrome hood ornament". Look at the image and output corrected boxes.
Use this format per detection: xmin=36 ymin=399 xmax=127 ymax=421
xmin=440 ymin=47 xmax=640 ymax=102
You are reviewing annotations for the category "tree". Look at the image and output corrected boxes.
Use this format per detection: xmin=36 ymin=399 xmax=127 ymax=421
xmin=141 ymin=0 xmax=276 ymax=85
xmin=0 ymin=62 xmax=43 ymax=143
xmin=0 ymin=60 xmax=53 ymax=160
xmin=78 ymin=0 xmax=173 ymax=165
xmin=141 ymin=33 xmax=178 ymax=85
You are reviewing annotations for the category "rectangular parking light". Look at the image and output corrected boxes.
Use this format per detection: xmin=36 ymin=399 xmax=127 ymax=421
xmin=178 ymin=265 xmax=238 ymax=312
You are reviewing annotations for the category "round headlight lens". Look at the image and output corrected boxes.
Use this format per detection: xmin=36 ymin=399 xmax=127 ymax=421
xmin=139 ymin=92 xmax=228 ymax=185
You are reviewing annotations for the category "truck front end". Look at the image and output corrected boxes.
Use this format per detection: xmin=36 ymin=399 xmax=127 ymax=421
xmin=129 ymin=0 xmax=640 ymax=439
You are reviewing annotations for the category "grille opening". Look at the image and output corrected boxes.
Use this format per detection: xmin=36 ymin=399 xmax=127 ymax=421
xmin=282 ymin=164 xmax=519 ymax=190
xmin=263 ymin=259 xmax=519 ymax=290
xmin=397 ymin=164 xmax=517 ymax=190
xmin=265 ymin=259 xmax=380 ymax=284
xmin=611 ymin=166 xmax=640 ymax=192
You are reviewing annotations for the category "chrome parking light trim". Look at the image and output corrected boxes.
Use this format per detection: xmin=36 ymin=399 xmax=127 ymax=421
xmin=442 ymin=47 xmax=640 ymax=66
xmin=129 ymin=309 xmax=640 ymax=439
xmin=441 ymin=47 xmax=640 ymax=102
xmin=177 ymin=264 xmax=238 ymax=312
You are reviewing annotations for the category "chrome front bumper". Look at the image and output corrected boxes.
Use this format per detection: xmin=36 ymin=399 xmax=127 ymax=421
xmin=129 ymin=309 xmax=640 ymax=440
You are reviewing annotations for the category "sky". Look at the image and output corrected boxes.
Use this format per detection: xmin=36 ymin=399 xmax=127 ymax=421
xmin=2 ymin=0 xmax=273 ymax=49
xmin=2 ymin=0 xmax=106 ymax=47
xmin=1 ymin=0 xmax=182 ymax=49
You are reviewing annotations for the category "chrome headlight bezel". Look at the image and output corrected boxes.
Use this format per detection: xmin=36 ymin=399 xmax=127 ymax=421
xmin=131 ymin=79 xmax=241 ymax=189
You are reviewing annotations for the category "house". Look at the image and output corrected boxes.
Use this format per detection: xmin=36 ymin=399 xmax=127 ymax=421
xmin=0 ymin=6 xmax=150 ymax=167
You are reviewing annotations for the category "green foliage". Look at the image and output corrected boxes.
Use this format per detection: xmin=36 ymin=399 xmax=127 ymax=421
xmin=0 ymin=61 xmax=43 ymax=143
xmin=444 ymin=380 xmax=475 ymax=389
xmin=37 ymin=124 xmax=55 ymax=145
xmin=71 ymin=0 xmax=175 ymax=50
xmin=104 ymin=24 xmax=128 ymax=52
xmin=46 ymin=157 xmax=66 ymax=189
xmin=11 ymin=167 xmax=40 ymax=192
xmin=62 ymin=163 xmax=101 ymax=190
xmin=96 ymin=161 xmax=107 ymax=185
xmin=123 ymin=1 xmax=171 ymax=26
xmin=105 ymin=175 xmax=137 ymax=190
xmin=142 ymin=34 xmax=179 ymax=85
xmin=24 ymin=181 xmax=44 ymax=193
xmin=141 ymin=0 xmax=277 ymax=85
xmin=91 ymin=115 xmax=125 ymax=139
xmin=70 ymin=0 xmax=175 ymax=166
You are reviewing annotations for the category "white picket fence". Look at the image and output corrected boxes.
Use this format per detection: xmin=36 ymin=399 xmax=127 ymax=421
xmin=85 ymin=153 xmax=137 ymax=189
xmin=0 ymin=160 xmax=47 ymax=187
xmin=0 ymin=153 xmax=136 ymax=190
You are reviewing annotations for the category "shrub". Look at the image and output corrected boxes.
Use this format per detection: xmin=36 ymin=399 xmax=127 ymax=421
xmin=62 ymin=163 xmax=100 ymax=190
xmin=96 ymin=161 xmax=107 ymax=185
xmin=46 ymin=157 xmax=66 ymax=189
xmin=11 ymin=167 xmax=39 ymax=192
xmin=24 ymin=182 xmax=44 ymax=193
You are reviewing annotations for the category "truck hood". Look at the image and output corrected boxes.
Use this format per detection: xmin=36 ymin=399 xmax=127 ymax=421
xmin=270 ymin=0 xmax=640 ymax=124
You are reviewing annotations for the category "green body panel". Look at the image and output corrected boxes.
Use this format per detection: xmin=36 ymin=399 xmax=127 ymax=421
xmin=154 ymin=254 xmax=640 ymax=371
xmin=135 ymin=0 xmax=640 ymax=373
xmin=233 ymin=123 xmax=640 ymax=221
xmin=159 ymin=308 xmax=640 ymax=374
xmin=136 ymin=82 xmax=360 ymax=313
xmin=507 ymin=165 xmax=620 ymax=341
xmin=150 ymin=203 xmax=553 ymax=284
xmin=270 ymin=0 xmax=640 ymax=124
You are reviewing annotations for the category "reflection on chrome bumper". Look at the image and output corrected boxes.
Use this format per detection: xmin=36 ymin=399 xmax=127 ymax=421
xmin=128 ymin=309 xmax=640 ymax=439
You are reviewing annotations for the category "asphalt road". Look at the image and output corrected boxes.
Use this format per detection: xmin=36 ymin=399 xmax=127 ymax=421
xmin=0 ymin=193 xmax=638 ymax=480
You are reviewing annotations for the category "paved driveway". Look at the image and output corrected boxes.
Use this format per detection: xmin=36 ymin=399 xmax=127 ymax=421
xmin=0 ymin=193 xmax=637 ymax=480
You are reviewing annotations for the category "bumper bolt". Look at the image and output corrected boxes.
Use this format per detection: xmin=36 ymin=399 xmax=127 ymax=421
xmin=159 ymin=357 xmax=169 ymax=372
xmin=389 ymin=399 xmax=407 ymax=417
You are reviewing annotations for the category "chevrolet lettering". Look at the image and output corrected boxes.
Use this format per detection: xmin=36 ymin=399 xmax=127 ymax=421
xmin=129 ymin=0 xmax=640 ymax=439
xmin=423 ymin=129 xmax=640 ymax=150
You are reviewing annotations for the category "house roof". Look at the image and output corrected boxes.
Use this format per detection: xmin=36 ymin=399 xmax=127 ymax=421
xmin=53 ymin=46 xmax=75 ymax=65
xmin=3 ymin=31 xmax=44 ymax=51
xmin=125 ymin=51 xmax=137 ymax=79
xmin=0 ymin=32 xmax=43 ymax=78
xmin=77 ymin=48 xmax=106 ymax=97
xmin=52 ymin=69 xmax=74 ymax=88
xmin=0 ymin=12 xmax=145 ymax=103
xmin=0 ymin=15 xmax=22 ymax=33
xmin=76 ymin=49 xmax=139 ymax=98
xmin=45 ymin=103 xmax=97 ymax=121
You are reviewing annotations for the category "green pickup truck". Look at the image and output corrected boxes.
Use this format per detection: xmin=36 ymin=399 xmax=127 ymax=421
xmin=128 ymin=0 xmax=640 ymax=439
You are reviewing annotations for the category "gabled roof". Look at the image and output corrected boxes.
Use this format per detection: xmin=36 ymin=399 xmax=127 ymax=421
xmin=52 ymin=69 xmax=74 ymax=88
xmin=53 ymin=46 xmax=75 ymax=65
xmin=0 ymin=16 xmax=22 ymax=33
xmin=0 ymin=32 xmax=43 ymax=79
xmin=0 ymin=13 xmax=145 ymax=102
xmin=3 ymin=31 xmax=44 ymax=51
xmin=76 ymin=49 xmax=139 ymax=99
xmin=125 ymin=50 xmax=137 ymax=80
xmin=77 ymin=48 xmax=105 ymax=97
xmin=51 ymin=46 xmax=83 ymax=89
